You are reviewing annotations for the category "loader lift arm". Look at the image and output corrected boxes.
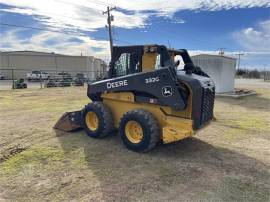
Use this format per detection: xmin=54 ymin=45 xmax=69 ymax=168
xmin=88 ymin=67 xmax=187 ymax=111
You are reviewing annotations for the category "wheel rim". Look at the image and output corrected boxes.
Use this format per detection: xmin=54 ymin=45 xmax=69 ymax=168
xmin=86 ymin=111 xmax=99 ymax=131
xmin=125 ymin=120 xmax=143 ymax=144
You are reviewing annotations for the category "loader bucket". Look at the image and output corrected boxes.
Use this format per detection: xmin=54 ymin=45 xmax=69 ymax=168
xmin=54 ymin=110 xmax=83 ymax=132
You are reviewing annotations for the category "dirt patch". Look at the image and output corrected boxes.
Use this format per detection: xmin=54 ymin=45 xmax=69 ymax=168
xmin=19 ymin=93 xmax=40 ymax=97
xmin=0 ymin=145 xmax=28 ymax=163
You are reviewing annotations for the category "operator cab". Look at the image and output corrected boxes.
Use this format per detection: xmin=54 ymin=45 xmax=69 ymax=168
xmin=94 ymin=45 xmax=215 ymax=129
xmin=108 ymin=44 xmax=209 ymax=79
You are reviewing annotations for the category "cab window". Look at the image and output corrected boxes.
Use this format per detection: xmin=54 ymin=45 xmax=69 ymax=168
xmin=174 ymin=55 xmax=185 ymax=70
xmin=155 ymin=54 xmax=161 ymax=69
xmin=114 ymin=53 xmax=130 ymax=77
xmin=114 ymin=52 xmax=141 ymax=77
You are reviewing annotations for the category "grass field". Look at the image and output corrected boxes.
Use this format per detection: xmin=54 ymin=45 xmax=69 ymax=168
xmin=0 ymin=79 xmax=269 ymax=202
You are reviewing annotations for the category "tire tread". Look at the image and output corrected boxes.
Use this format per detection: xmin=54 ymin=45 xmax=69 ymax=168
xmin=82 ymin=102 xmax=114 ymax=138
xmin=120 ymin=109 xmax=160 ymax=152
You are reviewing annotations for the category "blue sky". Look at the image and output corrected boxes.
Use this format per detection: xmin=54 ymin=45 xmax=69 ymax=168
xmin=0 ymin=0 xmax=269 ymax=69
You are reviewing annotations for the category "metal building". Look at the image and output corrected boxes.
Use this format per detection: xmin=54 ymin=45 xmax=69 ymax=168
xmin=191 ymin=54 xmax=237 ymax=93
xmin=0 ymin=51 xmax=107 ymax=80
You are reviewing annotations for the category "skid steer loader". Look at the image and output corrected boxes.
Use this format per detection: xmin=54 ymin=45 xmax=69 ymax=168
xmin=55 ymin=45 xmax=215 ymax=152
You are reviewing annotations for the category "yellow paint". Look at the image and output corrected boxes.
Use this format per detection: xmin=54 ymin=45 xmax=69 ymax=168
xmin=125 ymin=120 xmax=143 ymax=143
xmin=85 ymin=111 xmax=99 ymax=131
xmin=101 ymin=92 xmax=134 ymax=102
xmin=162 ymin=116 xmax=194 ymax=144
xmin=101 ymin=92 xmax=194 ymax=144
xmin=162 ymin=87 xmax=193 ymax=119
xmin=142 ymin=52 xmax=157 ymax=72
xmin=170 ymin=51 xmax=175 ymax=62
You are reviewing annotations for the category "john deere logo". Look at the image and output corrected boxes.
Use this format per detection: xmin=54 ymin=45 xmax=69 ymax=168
xmin=162 ymin=86 xmax=173 ymax=97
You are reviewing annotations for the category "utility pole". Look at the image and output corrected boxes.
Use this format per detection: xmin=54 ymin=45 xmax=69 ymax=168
xmin=218 ymin=48 xmax=226 ymax=56
xmin=167 ymin=40 xmax=171 ymax=49
xmin=103 ymin=6 xmax=116 ymax=59
xmin=235 ymin=53 xmax=244 ymax=70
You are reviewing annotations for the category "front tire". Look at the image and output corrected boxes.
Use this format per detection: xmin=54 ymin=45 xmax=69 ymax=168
xmin=82 ymin=102 xmax=114 ymax=138
xmin=119 ymin=109 xmax=160 ymax=152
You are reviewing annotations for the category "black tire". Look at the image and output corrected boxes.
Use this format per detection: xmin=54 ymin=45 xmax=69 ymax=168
xmin=119 ymin=109 xmax=160 ymax=152
xmin=82 ymin=102 xmax=114 ymax=138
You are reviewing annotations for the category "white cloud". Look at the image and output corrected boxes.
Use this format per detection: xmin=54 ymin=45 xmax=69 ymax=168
xmin=0 ymin=0 xmax=269 ymax=68
xmin=1 ymin=29 xmax=269 ymax=69
xmin=189 ymin=50 xmax=270 ymax=56
xmin=237 ymin=20 xmax=270 ymax=51
xmin=227 ymin=19 xmax=270 ymax=69
xmin=111 ymin=0 xmax=270 ymax=13
xmin=1 ymin=0 xmax=269 ymax=32
xmin=113 ymin=11 xmax=149 ymax=29
xmin=0 ymin=0 xmax=151 ymax=31
xmin=233 ymin=20 xmax=270 ymax=52
xmin=0 ymin=29 xmax=111 ymax=60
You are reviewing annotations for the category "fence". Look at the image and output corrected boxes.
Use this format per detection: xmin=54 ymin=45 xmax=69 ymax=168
xmin=262 ymin=71 xmax=270 ymax=81
xmin=0 ymin=68 xmax=107 ymax=90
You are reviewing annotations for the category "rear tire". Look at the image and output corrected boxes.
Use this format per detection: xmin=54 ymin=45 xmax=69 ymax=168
xmin=82 ymin=102 xmax=114 ymax=138
xmin=119 ymin=109 xmax=160 ymax=152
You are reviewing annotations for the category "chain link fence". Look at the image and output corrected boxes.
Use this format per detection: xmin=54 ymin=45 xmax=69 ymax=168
xmin=0 ymin=68 xmax=107 ymax=90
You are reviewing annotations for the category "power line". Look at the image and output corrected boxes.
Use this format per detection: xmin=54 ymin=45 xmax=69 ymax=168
xmin=112 ymin=27 xmax=133 ymax=45
xmin=54 ymin=0 xmax=104 ymax=13
xmin=86 ymin=0 xmax=116 ymax=7
xmin=235 ymin=53 xmax=244 ymax=70
xmin=53 ymin=0 xmax=117 ymax=14
xmin=0 ymin=22 xmax=109 ymax=41
xmin=0 ymin=22 xmax=228 ymax=50
xmin=146 ymin=24 xmax=223 ymax=50
xmin=23 ymin=10 xmax=102 ymax=21
xmin=1 ymin=1 xmax=106 ymax=21
xmin=218 ymin=48 xmax=226 ymax=56
xmin=0 ymin=22 xmax=81 ymax=35
xmin=0 ymin=21 xmax=132 ymax=46
xmin=114 ymin=38 xmax=134 ymax=45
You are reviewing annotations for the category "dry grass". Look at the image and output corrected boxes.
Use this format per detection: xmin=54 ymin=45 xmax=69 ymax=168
xmin=0 ymin=80 xmax=270 ymax=202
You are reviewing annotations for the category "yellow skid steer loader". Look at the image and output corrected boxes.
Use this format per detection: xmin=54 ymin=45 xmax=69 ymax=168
xmin=55 ymin=45 xmax=215 ymax=152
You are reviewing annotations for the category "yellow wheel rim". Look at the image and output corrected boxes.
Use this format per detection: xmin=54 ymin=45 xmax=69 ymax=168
xmin=125 ymin=120 xmax=143 ymax=144
xmin=85 ymin=111 xmax=99 ymax=131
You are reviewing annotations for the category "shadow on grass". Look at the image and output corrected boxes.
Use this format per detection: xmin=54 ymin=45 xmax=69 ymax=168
xmin=216 ymin=94 xmax=270 ymax=111
xmin=56 ymin=130 xmax=270 ymax=202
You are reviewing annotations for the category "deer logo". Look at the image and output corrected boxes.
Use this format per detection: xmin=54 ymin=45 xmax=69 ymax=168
xmin=162 ymin=86 xmax=173 ymax=97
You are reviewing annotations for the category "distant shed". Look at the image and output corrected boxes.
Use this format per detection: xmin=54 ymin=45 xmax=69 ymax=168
xmin=191 ymin=54 xmax=237 ymax=93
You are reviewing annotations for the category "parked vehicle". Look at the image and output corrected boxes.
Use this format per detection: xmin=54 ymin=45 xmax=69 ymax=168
xmin=0 ymin=72 xmax=4 ymax=80
xmin=73 ymin=73 xmax=86 ymax=86
xmin=73 ymin=77 xmax=84 ymax=86
xmin=55 ymin=72 xmax=72 ymax=81
xmin=75 ymin=73 xmax=87 ymax=82
xmin=58 ymin=79 xmax=71 ymax=87
xmin=45 ymin=79 xmax=58 ymax=88
xmin=13 ymin=79 xmax=27 ymax=89
xmin=95 ymin=75 xmax=107 ymax=81
xmin=26 ymin=71 xmax=50 ymax=81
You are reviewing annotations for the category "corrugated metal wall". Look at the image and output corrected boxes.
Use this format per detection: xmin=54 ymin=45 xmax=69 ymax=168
xmin=191 ymin=54 xmax=236 ymax=93
xmin=0 ymin=51 xmax=106 ymax=80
